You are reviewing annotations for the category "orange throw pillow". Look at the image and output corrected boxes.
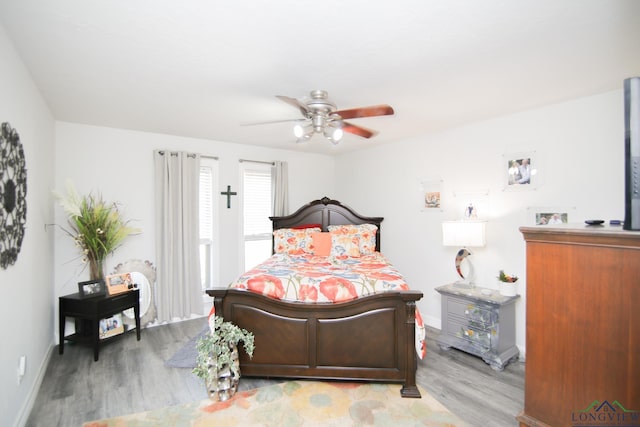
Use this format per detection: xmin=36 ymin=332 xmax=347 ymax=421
xmin=310 ymin=232 xmax=332 ymax=256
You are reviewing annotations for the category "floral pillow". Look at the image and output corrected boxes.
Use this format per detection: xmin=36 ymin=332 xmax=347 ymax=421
xmin=330 ymin=233 xmax=361 ymax=257
xmin=273 ymin=227 xmax=321 ymax=254
xmin=327 ymin=224 xmax=378 ymax=255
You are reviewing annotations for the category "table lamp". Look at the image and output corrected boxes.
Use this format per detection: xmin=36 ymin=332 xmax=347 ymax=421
xmin=442 ymin=220 xmax=487 ymax=288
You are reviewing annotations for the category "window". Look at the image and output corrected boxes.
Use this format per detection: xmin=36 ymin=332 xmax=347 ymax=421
xmin=199 ymin=158 xmax=219 ymax=291
xmin=241 ymin=163 xmax=272 ymax=271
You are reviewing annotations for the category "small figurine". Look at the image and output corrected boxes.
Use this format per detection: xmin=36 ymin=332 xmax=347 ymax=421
xmin=464 ymin=203 xmax=478 ymax=219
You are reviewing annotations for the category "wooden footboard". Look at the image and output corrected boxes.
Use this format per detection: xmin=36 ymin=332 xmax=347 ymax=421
xmin=206 ymin=288 xmax=423 ymax=398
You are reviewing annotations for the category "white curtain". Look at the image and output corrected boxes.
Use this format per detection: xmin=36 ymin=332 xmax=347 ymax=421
xmin=271 ymin=160 xmax=289 ymax=216
xmin=154 ymin=150 xmax=203 ymax=322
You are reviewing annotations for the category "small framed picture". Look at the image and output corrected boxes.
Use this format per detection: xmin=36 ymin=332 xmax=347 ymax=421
xmin=78 ymin=279 xmax=106 ymax=298
xmin=106 ymin=273 xmax=134 ymax=295
xmin=419 ymin=177 xmax=443 ymax=211
xmin=502 ymin=150 xmax=544 ymax=190
xmin=535 ymin=212 xmax=568 ymax=225
xmin=99 ymin=314 xmax=124 ymax=340
xmin=527 ymin=206 xmax=576 ymax=226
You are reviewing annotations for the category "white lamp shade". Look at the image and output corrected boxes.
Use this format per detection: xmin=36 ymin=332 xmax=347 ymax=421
xmin=442 ymin=221 xmax=487 ymax=247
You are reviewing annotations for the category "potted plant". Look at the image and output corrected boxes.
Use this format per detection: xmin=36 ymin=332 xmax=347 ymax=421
xmin=55 ymin=181 xmax=139 ymax=280
xmin=193 ymin=315 xmax=255 ymax=401
xmin=497 ymin=270 xmax=519 ymax=296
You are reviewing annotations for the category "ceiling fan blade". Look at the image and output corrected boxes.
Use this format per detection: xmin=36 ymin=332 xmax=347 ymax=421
xmin=342 ymin=122 xmax=377 ymax=139
xmin=334 ymin=104 xmax=394 ymax=120
xmin=276 ymin=95 xmax=309 ymax=116
xmin=240 ymin=118 xmax=304 ymax=126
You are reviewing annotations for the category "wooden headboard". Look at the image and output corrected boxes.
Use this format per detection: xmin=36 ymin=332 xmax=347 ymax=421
xmin=270 ymin=196 xmax=384 ymax=252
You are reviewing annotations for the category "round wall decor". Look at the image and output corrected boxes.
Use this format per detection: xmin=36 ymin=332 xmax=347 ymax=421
xmin=112 ymin=259 xmax=157 ymax=327
xmin=0 ymin=122 xmax=27 ymax=269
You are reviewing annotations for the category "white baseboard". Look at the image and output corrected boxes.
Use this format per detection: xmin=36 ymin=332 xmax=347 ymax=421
xmin=423 ymin=314 xmax=441 ymax=330
xmin=13 ymin=342 xmax=55 ymax=427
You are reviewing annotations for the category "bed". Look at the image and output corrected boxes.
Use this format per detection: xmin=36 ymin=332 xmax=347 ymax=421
xmin=206 ymin=197 xmax=424 ymax=398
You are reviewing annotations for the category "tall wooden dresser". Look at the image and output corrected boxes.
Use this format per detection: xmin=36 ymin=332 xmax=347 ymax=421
xmin=518 ymin=225 xmax=639 ymax=427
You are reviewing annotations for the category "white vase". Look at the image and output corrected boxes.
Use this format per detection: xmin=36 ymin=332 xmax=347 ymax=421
xmin=499 ymin=281 xmax=518 ymax=297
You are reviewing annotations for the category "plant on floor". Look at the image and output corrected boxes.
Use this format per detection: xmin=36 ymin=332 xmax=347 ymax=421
xmin=193 ymin=316 xmax=255 ymax=387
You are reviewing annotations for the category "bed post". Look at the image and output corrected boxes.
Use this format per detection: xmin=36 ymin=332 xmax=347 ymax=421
xmin=401 ymin=291 xmax=422 ymax=398
xmin=207 ymin=288 xmax=228 ymax=318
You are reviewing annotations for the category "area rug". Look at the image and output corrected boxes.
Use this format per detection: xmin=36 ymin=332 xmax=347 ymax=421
xmin=165 ymin=327 xmax=207 ymax=368
xmin=83 ymin=380 xmax=468 ymax=426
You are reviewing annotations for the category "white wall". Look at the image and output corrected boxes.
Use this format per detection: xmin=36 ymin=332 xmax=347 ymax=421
xmin=53 ymin=122 xmax=336 ymax=300
xmin=334 ymin=90 xmax=625 ymax=356
xmin=0 ymin=26 xmax=56 ymax=427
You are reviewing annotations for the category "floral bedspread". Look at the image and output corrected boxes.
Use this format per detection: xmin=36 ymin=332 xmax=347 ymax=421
xmin=223 ymin=252 xmax=426 ymax=359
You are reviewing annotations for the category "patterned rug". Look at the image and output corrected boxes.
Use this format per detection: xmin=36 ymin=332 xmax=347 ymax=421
xmin=83 ymin=380 xmax=468 ymax=426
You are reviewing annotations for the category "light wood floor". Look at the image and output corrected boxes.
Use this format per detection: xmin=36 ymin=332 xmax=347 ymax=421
xmin=26 ymin=317 xmax=524 ymax=427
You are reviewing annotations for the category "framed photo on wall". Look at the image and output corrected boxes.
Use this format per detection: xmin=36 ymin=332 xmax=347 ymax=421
xmin=502 ymin=150 xmax=544 ymax=190
xmin=419 ymin=178 xmax=443 ymax=211
xmin=78 ymin=279 xmax=106 ymax=298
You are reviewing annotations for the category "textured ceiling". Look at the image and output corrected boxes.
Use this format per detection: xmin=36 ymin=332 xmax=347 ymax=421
xmin=1 ymin=0 xmax=639 ymax=154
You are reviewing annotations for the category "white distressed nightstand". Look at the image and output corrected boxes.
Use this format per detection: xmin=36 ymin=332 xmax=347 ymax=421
xmin=435 ymin=283 xmax=520 ymax=371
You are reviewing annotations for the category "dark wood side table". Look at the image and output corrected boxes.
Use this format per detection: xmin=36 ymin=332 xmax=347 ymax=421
xmin=59 ymin=290 xmax=140 ymax=361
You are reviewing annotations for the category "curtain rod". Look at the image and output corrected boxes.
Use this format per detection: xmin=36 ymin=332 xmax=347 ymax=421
xmin=157 ymin=151 xmax=218 ymax=160
xmin=239 ymin=159 xmax=275 ymax=166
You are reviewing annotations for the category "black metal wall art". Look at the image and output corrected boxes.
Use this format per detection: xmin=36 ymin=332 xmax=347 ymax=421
xmin=0 ymin=122 xmax=27 ymax=269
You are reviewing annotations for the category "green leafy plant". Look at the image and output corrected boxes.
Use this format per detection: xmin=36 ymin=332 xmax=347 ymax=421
xmin=497 ymin=270 xmax=518 ymax=283
xmin=193 ymin=316 xmax=255 ymax=384
xmin=55 ymin=181 xmax=140 ymax=279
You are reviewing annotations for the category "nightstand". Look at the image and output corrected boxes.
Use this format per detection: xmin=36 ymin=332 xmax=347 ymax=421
xmin=435 ymin=283 xmax=519 ymax=371
xmin=59 ymin=290 xmax=140 ymax=361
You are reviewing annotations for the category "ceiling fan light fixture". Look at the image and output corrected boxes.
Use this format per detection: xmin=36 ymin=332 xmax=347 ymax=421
xmin=324 ymin=120 xmax=343 ymax=144
xmin=293 ymin=122 xmax=313 ymax=139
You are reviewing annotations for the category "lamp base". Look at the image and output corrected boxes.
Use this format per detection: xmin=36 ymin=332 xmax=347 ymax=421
xmin=453 ymin=280 xmax=474 ymax=289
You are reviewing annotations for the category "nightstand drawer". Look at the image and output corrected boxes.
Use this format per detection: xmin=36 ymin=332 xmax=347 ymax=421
xmin=445 ymin=317 xmax=492 ymax=352
xmin=446 ymin=298 xmax=495 ymax=330
xmin=457 ymin=324 xmax=493 ymax=352
xmin=98 ymin=292 xmax=137 ymax=315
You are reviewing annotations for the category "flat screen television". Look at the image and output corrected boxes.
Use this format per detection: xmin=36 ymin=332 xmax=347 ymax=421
xmin=624 ymin=76 xmax=640 ymax=231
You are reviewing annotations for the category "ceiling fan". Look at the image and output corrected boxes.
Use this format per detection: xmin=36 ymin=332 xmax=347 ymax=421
xmin=245 ymin=90 xmax=395 ymax=144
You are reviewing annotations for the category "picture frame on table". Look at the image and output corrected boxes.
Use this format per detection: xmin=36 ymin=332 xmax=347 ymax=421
xmin=78 ymin=279 xmax=106 ymax=298
xmin=106 ymin=272 xmax=135 ymax=295
xmin=99 ymin=314 xmax=124 ymax=340
xmin=527 ymin=206 xmax=576 ymax=226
